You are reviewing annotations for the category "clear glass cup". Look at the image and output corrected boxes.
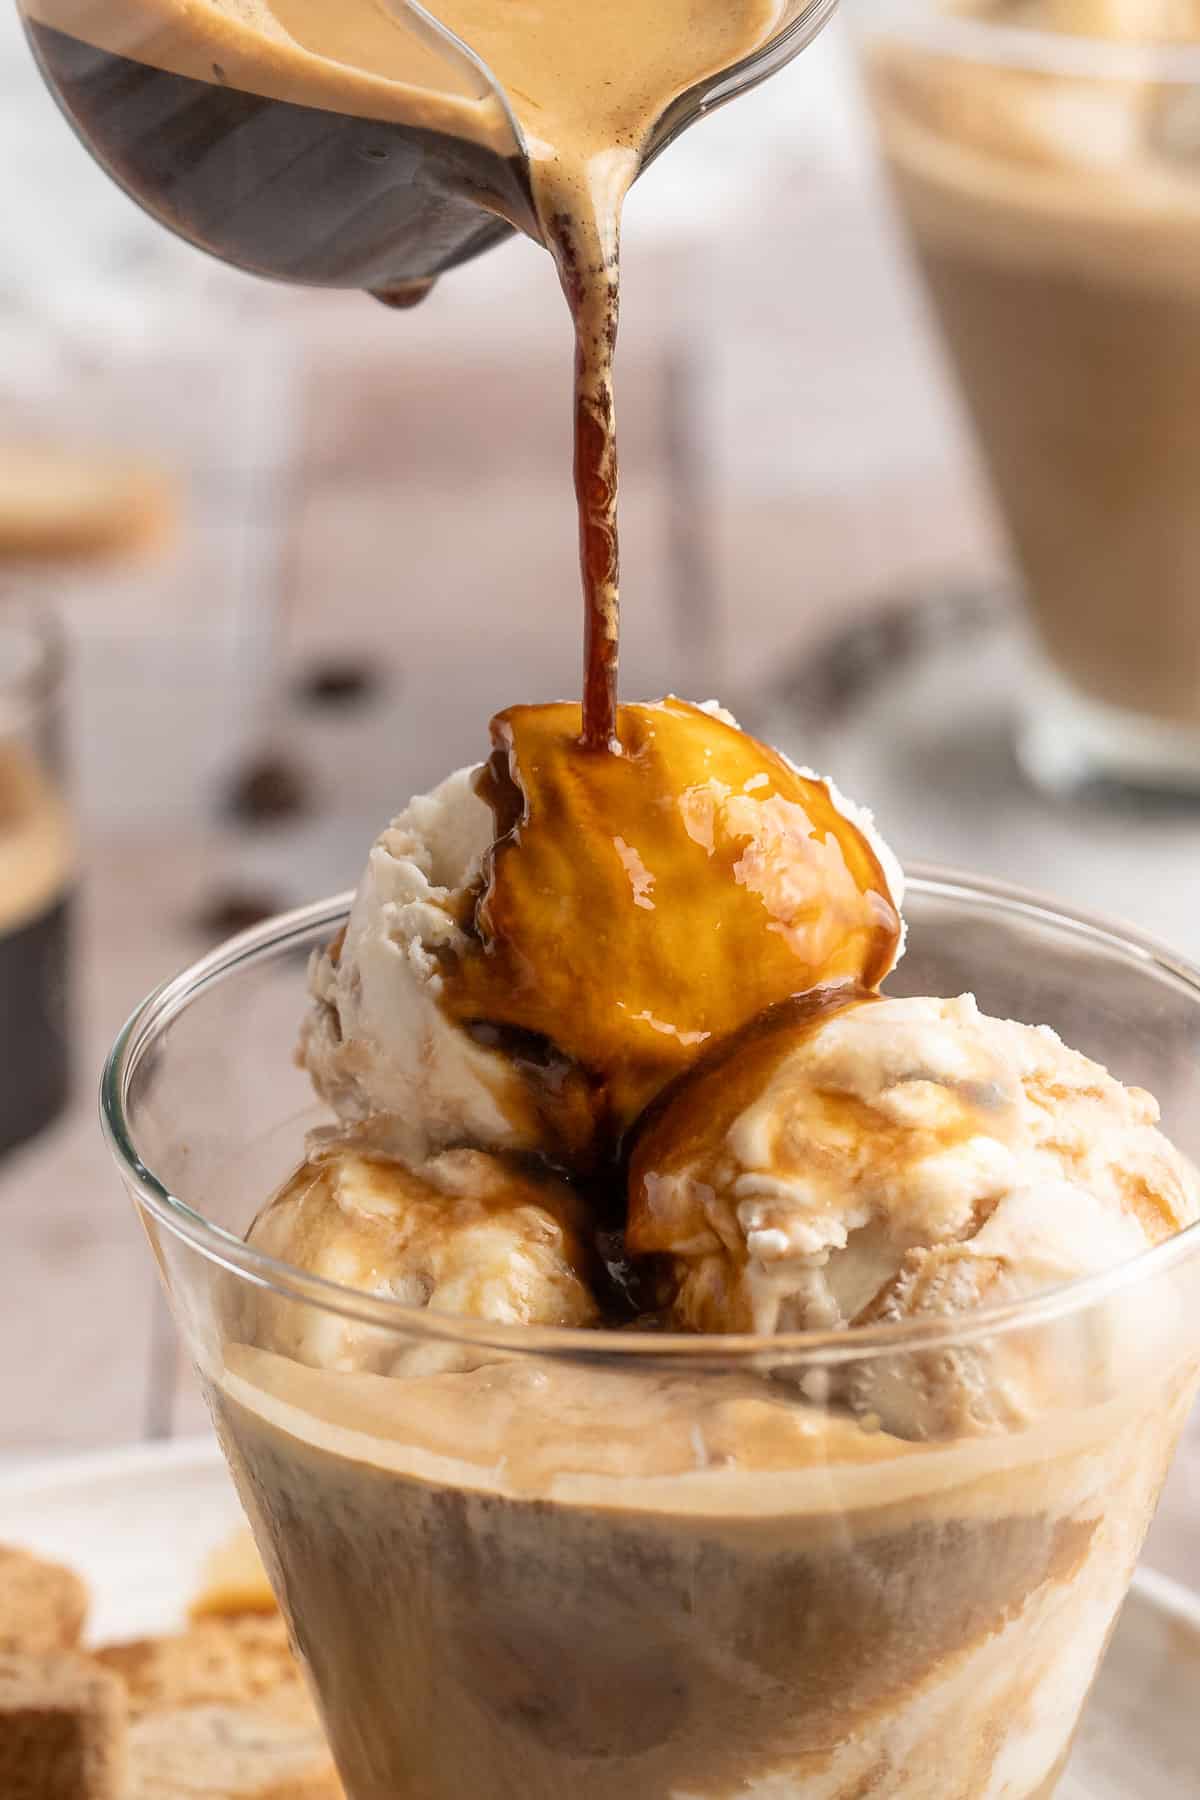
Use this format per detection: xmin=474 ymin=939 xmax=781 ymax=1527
xmin=18 ymin=0 xmax=838 ymax=298
xmin=856 ymin=4 xmax=1200 ymax=793
xmin=102 ymin=873 xmax=1200 ymax=1800
xmin=0 ymin=596 xmax=72 ymax=1156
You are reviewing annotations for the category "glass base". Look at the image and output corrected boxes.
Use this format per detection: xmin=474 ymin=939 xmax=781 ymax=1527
xmin=755 ymin=587 xmax=1200 ymax=965
xmin=1019 ymin=669 xmax=1200 ymax=798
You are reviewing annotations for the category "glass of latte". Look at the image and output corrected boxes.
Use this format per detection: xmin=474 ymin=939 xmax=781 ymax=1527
xmin=860 ymin=2 xmax=1200 ymax=792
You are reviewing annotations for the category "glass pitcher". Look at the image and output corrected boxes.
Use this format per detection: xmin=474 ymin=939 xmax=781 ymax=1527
xmin=18 ymin=0 xmax=838 ymax=301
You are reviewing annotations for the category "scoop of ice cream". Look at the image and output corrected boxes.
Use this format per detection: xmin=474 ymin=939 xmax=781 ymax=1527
xmin=246 ymin=1147 xmax=597 ymax=1373
xmin=302 ymin=698 xmax=902 ymax=1168
xmin=845 ymin=1176 xmax=1168 ymax=1437
xmin=299 ymin=764 xmax=520 ymax=1164
xmin=629 ymin=993 xmax=1199 ymax=1428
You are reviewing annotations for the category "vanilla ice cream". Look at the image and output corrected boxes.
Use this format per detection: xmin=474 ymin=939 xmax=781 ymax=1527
xmin=299 ymin=764 xmax=519 ymax=1164
xmin=247 ymin=1144 xmax=597 ymax=1373
xmin=628 ymin=992 xmax=1199 ymax=1429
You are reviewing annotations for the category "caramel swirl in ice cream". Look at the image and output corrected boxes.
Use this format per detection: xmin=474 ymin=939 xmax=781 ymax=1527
xmin=438 ymin=699 xmax=902 ymax=1161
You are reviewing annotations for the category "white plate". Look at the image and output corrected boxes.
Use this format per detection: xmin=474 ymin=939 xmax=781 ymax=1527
xmin=2 ymin=1438 xmax=1197 ymax=1796
xmin=0 ymin=1438 xmax=245 ymax=1644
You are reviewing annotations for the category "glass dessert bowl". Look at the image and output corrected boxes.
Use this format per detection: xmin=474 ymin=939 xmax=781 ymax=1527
xmin=103 ymin=869 xmax=1200 ymax=1800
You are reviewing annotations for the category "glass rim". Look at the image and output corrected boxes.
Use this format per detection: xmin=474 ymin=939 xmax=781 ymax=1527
xmin=861 ymin=1 xmax=1200 ymax=81
xmin=101 ymin=867 xmax=1200 ymax=1367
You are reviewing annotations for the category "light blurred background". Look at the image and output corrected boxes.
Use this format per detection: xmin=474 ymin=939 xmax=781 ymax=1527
xmin=0 ymin=4 xmax=1196 ymax=1589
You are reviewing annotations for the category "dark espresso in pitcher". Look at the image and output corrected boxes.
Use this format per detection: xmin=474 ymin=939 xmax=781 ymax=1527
xmin=24 ymin=19 xmax=535 ymax=293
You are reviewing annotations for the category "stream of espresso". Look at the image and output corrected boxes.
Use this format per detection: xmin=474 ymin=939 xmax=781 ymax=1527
xmin=378 ymin=0 xmax=789 ymax=746
xmin=25 ymin=0 xmax=786 ymax=747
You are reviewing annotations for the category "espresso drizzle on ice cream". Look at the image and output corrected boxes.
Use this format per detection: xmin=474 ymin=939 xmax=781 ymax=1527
xmin=441 ymin=700 xmax=901 ymax=1166
xmin=294 ymin=695 xmax=905 ymax=1321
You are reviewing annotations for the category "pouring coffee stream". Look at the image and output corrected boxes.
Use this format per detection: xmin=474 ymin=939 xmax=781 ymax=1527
xmin=369 ymin=0 xmax=829 ymax=748
xmin=382 ymin=0 xmax=828 ymax=749
xmin=22 ymin=0 xmax=837 ymax=749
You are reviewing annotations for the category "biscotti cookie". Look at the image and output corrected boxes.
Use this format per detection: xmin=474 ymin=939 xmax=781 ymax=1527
xmin=0 ymin=443 xmax=174 ymax=563
xmin=0 ymin=1546 xmax=89 ymax=1656
xmin=0 ymin=1650 xmax=127 ymax=1799
xmin=127 ymin=1700 xmax=340 ymax=1798
xmin=96 ymin=1615 xmax=305 ymax=1717
xmin=190 ymin=1527 xmax=277 ymax=1621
